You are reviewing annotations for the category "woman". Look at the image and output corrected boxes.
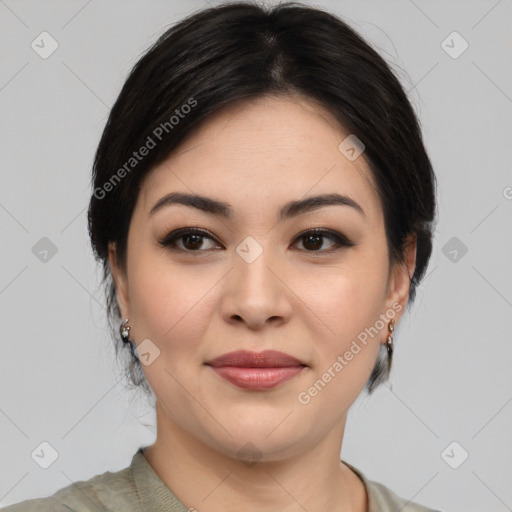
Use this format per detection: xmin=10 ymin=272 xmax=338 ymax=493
xmin=4 ymin=2 xmax=440 ymax=511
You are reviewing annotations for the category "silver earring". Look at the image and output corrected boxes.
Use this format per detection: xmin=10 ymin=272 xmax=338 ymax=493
xmin=386 ymin=319 xmax=394 ymax=357
xmin=120 ymin=319 xmax=131 ymax=343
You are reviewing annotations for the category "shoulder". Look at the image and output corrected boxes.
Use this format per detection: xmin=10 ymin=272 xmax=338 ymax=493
xmin=342 ymin=460 xmax=442 ymax=512
xmin=1 ymin=458 xmax=139 ymax=512
xmin=365 ymin=478 xmax=442 ymax=512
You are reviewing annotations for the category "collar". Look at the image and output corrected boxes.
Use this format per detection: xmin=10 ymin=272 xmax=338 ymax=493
xmin=131 ymin=447 xmax=377 ymax=512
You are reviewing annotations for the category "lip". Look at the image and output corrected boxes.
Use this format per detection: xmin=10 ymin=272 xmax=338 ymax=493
xmin=205 ymin=350 xmax=307 ymax=390
xmin=206 ymin=350 xmax=305 ymax=368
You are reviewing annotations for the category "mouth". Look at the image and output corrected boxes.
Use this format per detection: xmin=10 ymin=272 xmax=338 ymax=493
xmin=205 ymin=350 xmax=307 ymax=390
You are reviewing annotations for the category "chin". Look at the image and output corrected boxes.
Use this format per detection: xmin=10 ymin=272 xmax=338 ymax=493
xmin=218 ymin=434 xmax=306 ymax=465
xmin=198 ymin=413 xmax=313 ymax=463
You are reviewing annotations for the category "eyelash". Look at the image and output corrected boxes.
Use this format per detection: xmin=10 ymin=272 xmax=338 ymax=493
xmin=158 ymin=227 xmax=355 ymax=255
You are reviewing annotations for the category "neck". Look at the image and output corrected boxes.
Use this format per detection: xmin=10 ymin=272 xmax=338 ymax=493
xmin=143 ymin=401 xmax=367 ymax=512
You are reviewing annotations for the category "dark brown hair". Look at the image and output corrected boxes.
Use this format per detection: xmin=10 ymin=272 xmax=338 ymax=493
xmin=87 ymin=1 xmax=437 ymax=396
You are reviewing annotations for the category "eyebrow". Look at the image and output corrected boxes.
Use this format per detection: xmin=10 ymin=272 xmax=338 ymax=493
xmin=149 ymin=191 xmax=365 ymax=221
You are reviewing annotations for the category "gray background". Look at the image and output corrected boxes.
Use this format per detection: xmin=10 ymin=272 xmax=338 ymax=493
xmin=1 ymin=0 xmax=511 ymax=510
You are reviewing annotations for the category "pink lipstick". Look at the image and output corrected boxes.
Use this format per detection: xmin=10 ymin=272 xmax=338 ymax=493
xmin=205 ymin=350 xmax=306 ymax=390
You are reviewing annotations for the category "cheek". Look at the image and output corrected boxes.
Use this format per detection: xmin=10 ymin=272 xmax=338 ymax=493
xmin=303 ymin=254 xmax=389 ymax=346
xmin=127 ymin=253 xmax=217 ymax=355
xmin=126 ymin=259 xmax=212 ymax=411
xmin=299 ymin=271 xmax=388 ymax=411
xmin=296 ymin=248 xmax=389 ymax=402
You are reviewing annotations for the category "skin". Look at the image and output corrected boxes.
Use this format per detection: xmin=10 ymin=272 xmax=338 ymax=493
xmin=109 ymin=94 xmax=416 ymax=512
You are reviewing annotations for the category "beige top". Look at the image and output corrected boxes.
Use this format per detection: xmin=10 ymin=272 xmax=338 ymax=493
xmin=1 ymin=447 xmax=441 ymax=511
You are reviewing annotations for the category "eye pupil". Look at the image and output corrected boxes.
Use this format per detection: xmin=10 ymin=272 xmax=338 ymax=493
xmin=183 ymin=234 xmax=203 ymax=250
xmin=303 ymin=234 xmax=323 ymax=251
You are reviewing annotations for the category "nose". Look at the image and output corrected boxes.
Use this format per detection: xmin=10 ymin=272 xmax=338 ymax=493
xmin=220 ymin=245 xmax=293 ymax=330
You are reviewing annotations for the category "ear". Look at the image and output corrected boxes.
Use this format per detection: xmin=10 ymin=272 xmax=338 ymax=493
xmin=108 ymin=241 xmax=130 ymax=320
xmin=383 ymin=234 xmax=417 ymax=325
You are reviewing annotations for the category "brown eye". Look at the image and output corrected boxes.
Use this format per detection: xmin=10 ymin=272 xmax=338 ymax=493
xmin=158 ymin=228 xmax=221 ymax=252
xmin=293 ymin=229 xmax=354 ymax=252
xmin=159 ymin=227 xmax=354 ymax=255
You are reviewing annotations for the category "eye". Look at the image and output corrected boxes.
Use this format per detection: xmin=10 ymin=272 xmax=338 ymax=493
xmin=158 ymin=227 xmax=355 ymax=254
xmin=292 ymin=228 xmax=355 ymax=253
xmin=158 ymin=227 xmax=221 ymax=253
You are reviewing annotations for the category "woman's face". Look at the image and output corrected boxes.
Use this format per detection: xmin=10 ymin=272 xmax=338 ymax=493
xmin=110 ymin=94 xmax=414 ymax=461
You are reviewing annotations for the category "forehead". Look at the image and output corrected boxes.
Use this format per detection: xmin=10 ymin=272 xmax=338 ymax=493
xmin=137 ymin=95 xmax=382 ymax=222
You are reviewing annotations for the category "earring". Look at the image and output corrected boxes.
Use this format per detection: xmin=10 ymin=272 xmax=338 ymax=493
xmin=386 ymin=319 xmax=394 ymax=357
xmin=120 ymin=319 xmax=131 ymax=343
